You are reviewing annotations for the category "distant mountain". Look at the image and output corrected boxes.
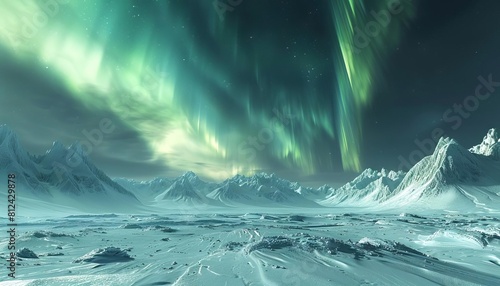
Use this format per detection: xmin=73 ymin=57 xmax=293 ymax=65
xmin=0 ymin=125 xmax=50 ymax=196
xmin=320 ymin=168 xmax=405 ymax=206
xmin=0 ymin=125 xmax=140 ymax=213
xmin=115 ymin=129 xmax=500 ymax=212
xmin=114 ymin=177 xmax=172 ymax=202
xmin=116 ymin=171 xmax=218 ymax=205
xmin=469 ymin=128 xmax=500 ymax=160
xmin=117 ymin=172 xmax=323 ymax=208
xmin=207 ymin=176 xmax=254 ymax=204
xmin=207 ymin=173 xmax=322 ymax=207
xmin=316 ymin=129 xmax=500 ymax=211
xmin=3 ymin=124 xmax=500 ymax=213
xmin=156 ymin=172 xmax=213 ymax=204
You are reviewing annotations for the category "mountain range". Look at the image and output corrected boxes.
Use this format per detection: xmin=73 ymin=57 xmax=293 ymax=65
xmin=0 ymin=125 xmax=140 ymax=213
xmin=1 ymin=124 xmax=500 ymax=213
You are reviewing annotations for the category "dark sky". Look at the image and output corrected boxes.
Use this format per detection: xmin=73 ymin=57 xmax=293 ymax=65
xmin=1 ymin=0 xmax=500 ymax=186
xmin=364 ymin=0 xmax=500 ymax=172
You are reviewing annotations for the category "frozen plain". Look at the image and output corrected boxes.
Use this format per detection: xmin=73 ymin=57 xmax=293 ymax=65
xmin=1 ymin=207 xmax=500 ymax=286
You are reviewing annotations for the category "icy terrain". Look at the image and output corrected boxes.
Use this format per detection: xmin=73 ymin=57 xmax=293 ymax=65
xmin=1 ymin=212 xmax=499 ymax=285
xmin=1 ymin=126 xmax=500 ymax=285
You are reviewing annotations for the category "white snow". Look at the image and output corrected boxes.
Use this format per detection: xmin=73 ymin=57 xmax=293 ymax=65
xmin=320 ymin=168 xmax=405 ymax=207
xmin=1 ymin=126 xmax=500 ymax=285
xmin=0 ymin=125 xmax=141 ymax=214
xmin=73 ymin=247 xmax=134 ymax=263
xmin=469 ymin=128 xmax=500 ymax=159
xmin=1 ymin=212 xmax=499 ymax=285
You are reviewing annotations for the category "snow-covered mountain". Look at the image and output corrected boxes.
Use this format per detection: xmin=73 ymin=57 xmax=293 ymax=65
xmin=207 ymin=173 xmax=322 ymax=207
xmin=116 ymin=128 xmax=500 ymax=211
xmin=320 ymin=168 xmax=405 ymax=206
xmin=316 ymin=129 xmax=500 ymax=212
xmin=114 ymin=177 xmax=173 ymax=202
xmin=0 ymin=125 xmax=51 ymax=196
xmin=0 ymin=125 xmax=140 ymax=213
xmin=117 ymin=171 xmax=218 ymax=205
xmin=3 ymin=124 xmax=500 ymax=213
xmin=385 ymin=132 xmax=500 ymax=211
xmin=395 ymin=137 xmax=481 ymax=194
xmin=156 ymin=172 xmax=214 ymax=204
xmin=206 ymin=176 xmax=255 ymax=204
xmin=469 ymin=128 xmax=500 ymax=159
xmin=118 ymin=172 xmax=323 ymax=207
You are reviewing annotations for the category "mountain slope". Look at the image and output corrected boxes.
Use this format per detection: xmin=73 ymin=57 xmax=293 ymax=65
xmin=395 ymin=137 xmax=481 ymax=193
xmin=5 ymin=123 xmax=500 ymax=213
xmin=120 ymin=172 xmax=324 ymax=208
xmin=469 ymin=128 xmax=500 ymax=159
xmin=320 ymin=168 xmax=405 ymax=206
xmin=384 ymin=134 xmax=500 ymax=211
xmin=207 ymin=173 xmax=322 ymax=207
xmin=0 ymin=125 xmax=140 ymax=213
xmin=114 ymin=177 xmax=173 ymax=202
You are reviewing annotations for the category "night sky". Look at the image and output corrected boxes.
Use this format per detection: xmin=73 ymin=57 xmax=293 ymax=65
xmin=1 ymin=0 xmax=500 ymax=186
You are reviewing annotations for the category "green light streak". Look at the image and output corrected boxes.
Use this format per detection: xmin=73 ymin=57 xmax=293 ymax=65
xmin=331 ymin=0 xmax=414 ymax=172
xmin=0 ymin=0 xmax=414 ymax=180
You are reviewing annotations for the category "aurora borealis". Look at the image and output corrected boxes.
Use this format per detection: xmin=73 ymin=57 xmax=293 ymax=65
xmin=331 ymin=0 xmax=414 ymax=172
xmin=2 ymin=0 xmax=500 ymax=184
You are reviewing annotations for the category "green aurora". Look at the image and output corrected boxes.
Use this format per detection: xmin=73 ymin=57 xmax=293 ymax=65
xmin=0 ymin=0 xmax=414 ymax=180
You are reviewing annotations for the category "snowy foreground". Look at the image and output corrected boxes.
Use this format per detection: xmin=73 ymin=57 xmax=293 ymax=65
xmin=1 ymin=210 xmax=499 ymax=286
